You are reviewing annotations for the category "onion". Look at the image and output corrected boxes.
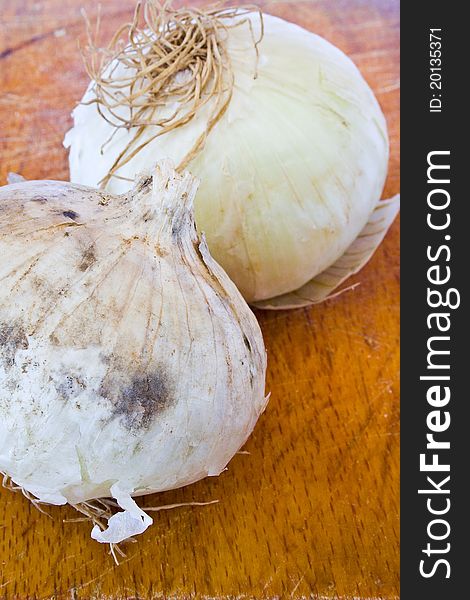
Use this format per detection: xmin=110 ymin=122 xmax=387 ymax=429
xmin=0 ymin=162 xmax=267 ymax=547
xmin=64 ymin=2 xmax=399 ymax=307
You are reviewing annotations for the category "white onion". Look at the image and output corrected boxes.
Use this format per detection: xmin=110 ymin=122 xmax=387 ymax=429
xmin=65 ymin=11 xmax=395 ymax=306
xmin=0 ymin=162 xmax=267 ymax=544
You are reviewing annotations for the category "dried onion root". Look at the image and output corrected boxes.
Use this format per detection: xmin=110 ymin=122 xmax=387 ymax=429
xmin=80 ymin=0 xmax=263 ymax=187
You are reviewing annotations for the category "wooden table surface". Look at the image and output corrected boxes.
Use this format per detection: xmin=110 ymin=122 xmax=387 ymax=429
xmin=0 ymin=0 xmax=399 ymax=598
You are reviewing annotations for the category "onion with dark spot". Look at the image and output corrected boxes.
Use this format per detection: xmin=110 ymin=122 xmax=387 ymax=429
xmin=0 ymin=161 xmax=267 ymax=545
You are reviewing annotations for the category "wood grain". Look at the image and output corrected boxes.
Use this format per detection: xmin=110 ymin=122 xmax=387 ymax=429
xmin=0 ymin=0 xmax=400 ymax=598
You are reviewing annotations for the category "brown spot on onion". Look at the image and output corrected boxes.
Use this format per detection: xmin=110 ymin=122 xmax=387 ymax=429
xmin=0 ymin=322 xmax=29 ymax=369
xmin=78 ymin=244 xmax=96 ymax=272
xmin=62 ymin=210 xmax=79 ymax=221
xmin=103 ymin=370 xmax=174 ymax=432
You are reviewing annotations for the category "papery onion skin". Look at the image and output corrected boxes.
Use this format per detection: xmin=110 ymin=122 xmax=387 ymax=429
xmin=65 ymin=13 xmax=389 ymax=303
xmin=0 ymin=163 xmax=267 ymax=540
